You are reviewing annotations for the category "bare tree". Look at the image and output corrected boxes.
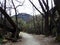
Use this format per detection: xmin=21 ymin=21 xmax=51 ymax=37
xmin=29 ymin=0 xmax=60 ymax=41
xmin=54 ymin=0 xmax=60 ymax=42
xmin=0 ymin=2 xmax=3 ymax=23
xmin=29 ymin=0 xmax=50 ymax=35
xmin=0 ymin=0 xmax=25 ymax=41
xmin=11 ymin=0 xmax=25 ymax=39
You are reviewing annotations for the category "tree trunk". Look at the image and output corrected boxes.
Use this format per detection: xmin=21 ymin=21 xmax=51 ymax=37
xmin=44 ymin=13 xmax=49 ymax=36
xmin=54 ymin=0 xmax=60 ymax=42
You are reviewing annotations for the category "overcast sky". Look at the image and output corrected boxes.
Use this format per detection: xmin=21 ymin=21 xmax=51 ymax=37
xmin=0 ymin=0 xmax=55 ymax=16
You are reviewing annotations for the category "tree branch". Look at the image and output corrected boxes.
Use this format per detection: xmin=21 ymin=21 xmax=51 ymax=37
xmin=42 ymin=0 xmax=49 ymax=10
xmin=29 ymin=0 xmax=44 ymax=17
xmin=38 ymin=0 xmax=46 ymax=13
xmin=16 ymin=0 xmax=25 ymax=8
xmin=46 ymin=0 xmax=49 ymax=11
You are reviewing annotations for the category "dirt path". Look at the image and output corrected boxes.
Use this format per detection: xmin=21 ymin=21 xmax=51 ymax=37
xmin=2 ymin=32 xmax=60 ymax=45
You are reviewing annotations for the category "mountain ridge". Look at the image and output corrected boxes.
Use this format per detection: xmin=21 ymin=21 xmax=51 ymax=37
xmin=12 ymin=13 xmax=32 ymax=22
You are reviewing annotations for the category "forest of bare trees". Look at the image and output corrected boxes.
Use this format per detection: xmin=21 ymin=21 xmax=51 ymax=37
xmin=0 ymin=0 xmax=60 ymax=43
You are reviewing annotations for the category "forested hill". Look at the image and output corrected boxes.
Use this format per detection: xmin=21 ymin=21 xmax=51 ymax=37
xmin=12 ymin=13 xmax=32 ymax=22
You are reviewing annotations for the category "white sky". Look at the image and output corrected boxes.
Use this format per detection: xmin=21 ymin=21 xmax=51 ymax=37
xmin=0 ymin=0 xmax=55 ymax=16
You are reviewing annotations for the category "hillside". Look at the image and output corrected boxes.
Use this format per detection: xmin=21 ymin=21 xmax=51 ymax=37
xmin=12 ymin=13 xmax=32 ymax=22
